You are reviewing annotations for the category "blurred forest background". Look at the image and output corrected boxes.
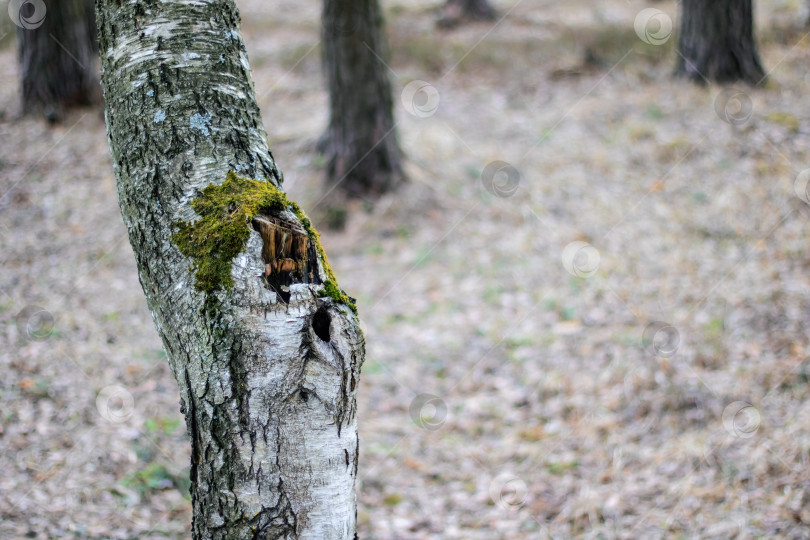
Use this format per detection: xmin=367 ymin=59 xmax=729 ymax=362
xmin=3 ymin=0 xmax=810 ymax=538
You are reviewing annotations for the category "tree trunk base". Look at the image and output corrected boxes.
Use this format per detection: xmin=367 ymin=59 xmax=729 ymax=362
xmin=675 ymin=0 xmax=766 ymax=86
xmin=674 ymin=46 xmax=766 ymax=86
xmin=319 ymin=131 xmax=405 ymax=202
xmin=437 ymin=0 xmax=497 ymax=29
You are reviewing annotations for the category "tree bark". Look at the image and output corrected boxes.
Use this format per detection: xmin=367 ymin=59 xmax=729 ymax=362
xmin=437 ymin=0 xmax=497 ymax=28
xmin=321 ymin=0 xmax=404 ymax=199
xmin=84 ymin=0 xmax=99 ymax=54
xmin=675 ymin=0 xmax=766 ymax=85
xmin=96 ymin=1 xmax=364 ymax=538
xmin=17 ymin=0 xmax=99 ymax=119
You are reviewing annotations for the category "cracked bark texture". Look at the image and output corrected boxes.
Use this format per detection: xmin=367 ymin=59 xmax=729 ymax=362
xmin=675 ymin=0 xmax=766 ymax=85
xmin=17 ymin=0 xmax=99 ymax=119
xmin=95 ymin=1 xmax=364 ymax=538
xmin=321 ymin=0 xmax=404 ymax=198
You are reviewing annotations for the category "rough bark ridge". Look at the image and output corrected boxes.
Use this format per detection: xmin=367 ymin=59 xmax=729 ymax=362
xmin=321 ymin=0 xmax=404 ymax=198
xmin=675 ymin=0 xmax=766 ymax=85
xmin=17 ymin=0 xmax=99 ymax=118
xmin=96 ymin=1 xmax=364 ymax=538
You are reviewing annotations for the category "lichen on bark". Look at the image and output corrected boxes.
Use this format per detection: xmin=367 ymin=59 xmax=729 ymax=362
xmin=172 ymin=171 xmax=357 ymax=313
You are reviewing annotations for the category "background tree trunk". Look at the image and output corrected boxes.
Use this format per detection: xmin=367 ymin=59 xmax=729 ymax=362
xmin=96 ymin=1 xmax=364 ymax=538
xmin=17 ymin=0 xmax=99 ymax=119
xmin=321 ymin=0 xmax=404 ymax=199
xmin=84 ymin=0 xmax=99 ymax=54
xmin=437 ymin=0 xmax=497 ymax=28
xmin=675 ymin=0 xmax=766 ymax=85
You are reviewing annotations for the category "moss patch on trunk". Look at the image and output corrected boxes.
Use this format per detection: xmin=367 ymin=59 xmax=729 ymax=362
xmin=172 ymin=171 xmax=357 ymax=314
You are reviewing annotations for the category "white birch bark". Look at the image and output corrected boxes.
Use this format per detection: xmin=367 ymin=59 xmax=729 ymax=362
xmin=95 ymin=1 xmax=364 ymax=538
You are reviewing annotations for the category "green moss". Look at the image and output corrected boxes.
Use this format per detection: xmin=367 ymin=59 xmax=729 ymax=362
xmin=286 ymin=200 xmax=357 ymax=314
xmin=172 ymin=171 xmax=357 ymax=314
xmin=319 ymin=279 xmax=357 ymax=314
xmin=764 ymin=111 xmax=800 ymax=133
xmin=172 ymin=172 xmax=287 ymax=293
xmin=382 ymin=493 xmax=403 ymax=506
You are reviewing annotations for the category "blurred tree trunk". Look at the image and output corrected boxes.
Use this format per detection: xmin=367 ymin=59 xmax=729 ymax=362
xmin=438 ymin=0 xmax=497 ymax=28
xmin=96 ymin=1 xmax=364 ymax=538
xmin=17 ymin=0 xmax=99 ymax=120
xmin=85 ymin=0 xmax=99 ymax=54
xmin=675 ymin=0 xmax=765 ymax=85
xmin=321 ymin=0 xmax=404 ymax=199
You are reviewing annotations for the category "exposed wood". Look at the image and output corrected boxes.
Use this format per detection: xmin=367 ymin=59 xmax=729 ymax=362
xmin=253 ymin=215 xmax=321 ymax=303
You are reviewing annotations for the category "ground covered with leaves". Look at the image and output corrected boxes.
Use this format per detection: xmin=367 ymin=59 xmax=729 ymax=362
xmin=2 ymin=0 xmax=810 ymax=538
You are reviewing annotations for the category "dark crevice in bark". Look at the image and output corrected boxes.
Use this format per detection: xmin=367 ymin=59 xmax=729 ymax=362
xmin=675 ymin=0 xmax=766 ymax=85
xmin=227 ymin=340 xmax=251 ymax=435
xmin=354 ymin=436 xmax=360 ymax=477
xmin=184 ymin=369 xmax=201 ymax=530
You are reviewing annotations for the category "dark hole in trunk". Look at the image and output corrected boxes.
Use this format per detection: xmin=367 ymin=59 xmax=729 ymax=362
xmin=312 ymin=307 xmax=331 ymax=342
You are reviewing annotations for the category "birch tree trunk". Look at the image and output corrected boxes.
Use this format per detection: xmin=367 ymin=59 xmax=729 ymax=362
xmin=96 ymin=1 xmax=364 ymax=538
xmin=321 ymin=0 xmax=404 ymax=198
xmin=675 ymin=0 xmax=765 ymax=85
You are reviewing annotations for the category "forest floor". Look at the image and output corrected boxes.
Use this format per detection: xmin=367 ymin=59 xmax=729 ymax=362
xmin=3 ymin=0 xmax=810 ymax=538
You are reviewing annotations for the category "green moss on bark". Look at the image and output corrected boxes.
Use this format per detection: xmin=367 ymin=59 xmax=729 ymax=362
xmin=172 ymin=172 xmax=357 ymax=314
xmin=285 ymin=200 xmax=357 ymax=314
